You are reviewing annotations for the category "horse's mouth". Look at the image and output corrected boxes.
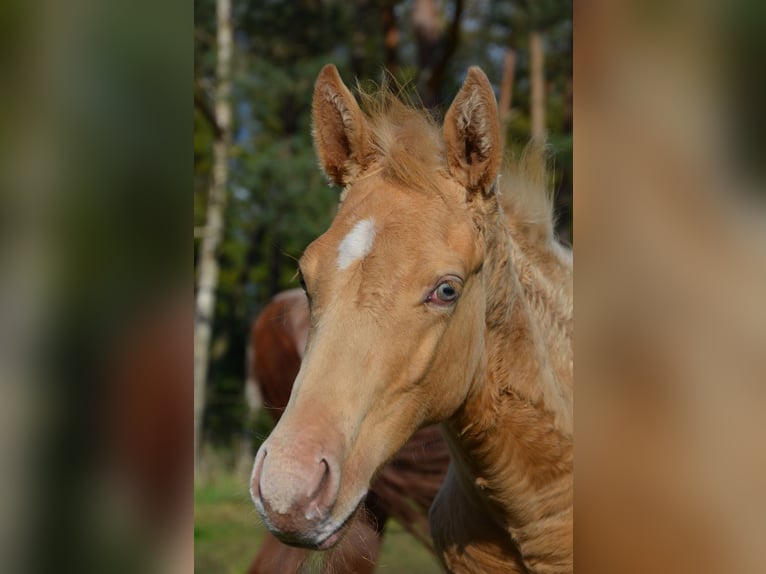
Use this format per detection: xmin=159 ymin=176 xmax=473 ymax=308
xmin=315 ymin=528 xmax=343 ymax=550
xmin=264 ymin=492 xmax=367 ymax=550
xmin=312 ymin=495 xmax=366 ymax=550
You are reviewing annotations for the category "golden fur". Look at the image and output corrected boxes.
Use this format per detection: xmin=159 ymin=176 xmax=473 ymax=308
xmin=251 ymin=64 xmax=573 ymax=574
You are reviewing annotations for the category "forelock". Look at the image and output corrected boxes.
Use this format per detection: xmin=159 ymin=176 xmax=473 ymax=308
xmin=356 ymin=83 xmax=447 ymax=195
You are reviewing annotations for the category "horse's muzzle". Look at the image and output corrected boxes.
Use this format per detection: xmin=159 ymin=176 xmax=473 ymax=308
xmin=250 ymin=436 xmax=343 ymax=547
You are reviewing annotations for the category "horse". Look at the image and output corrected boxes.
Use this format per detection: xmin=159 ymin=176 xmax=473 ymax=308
xmin=250 ymin=64 xmax=573 ymax=574
xmin=246 ymin=288 xmax=450 ymax=573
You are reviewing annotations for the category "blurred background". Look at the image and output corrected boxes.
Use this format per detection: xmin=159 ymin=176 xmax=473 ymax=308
xmin=193 ymin=2 xmax=571 ymax=571
xmin=575 ymin=1 xmax=766 ymax=572
xmin=1 ymin=0 xmax=191 ymax=572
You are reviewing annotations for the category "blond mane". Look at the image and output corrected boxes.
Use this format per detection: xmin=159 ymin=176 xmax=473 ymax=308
xmin=354 ymin=81 xmax=447 ymax=195
xmin=353 ymin=81 xmax=559 ymax=252
xmin=499 ymin=143 xmax=557 ymax=246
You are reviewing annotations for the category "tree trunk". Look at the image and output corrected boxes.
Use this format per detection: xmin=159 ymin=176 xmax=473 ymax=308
xmin=382 ymin=0 xmax=399 ymax=78
xmin=413 ymin=0 xmax=463 ymax=108
xmin=529 ymin=30 xmax=545 ymax=141
xmin=350 ymin=0 xmax=369 ymax=80
xmin=194 ymin=0 xmax=232 ymax=471
xmin=498 ymin=48 xmax=516 ymax=129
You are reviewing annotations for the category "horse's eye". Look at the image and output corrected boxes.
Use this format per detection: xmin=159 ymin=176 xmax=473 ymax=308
xmin=298 ymin=272 xmax=307 ymax=293
xmin=429 ymin=281 xmax=460 ymax=305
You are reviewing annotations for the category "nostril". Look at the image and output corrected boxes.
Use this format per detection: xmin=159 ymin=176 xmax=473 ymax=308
xmin=309 ymin=456 xmax=340 ymax=512
xmin=309 ymin=458 xmax=330 ymax=502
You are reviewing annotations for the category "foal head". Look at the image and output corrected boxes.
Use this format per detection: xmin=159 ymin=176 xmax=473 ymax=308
xmin=251 ymin=64 xmax=503 ymax=548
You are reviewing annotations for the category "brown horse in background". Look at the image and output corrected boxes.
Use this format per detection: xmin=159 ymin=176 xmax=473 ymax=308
xmin=247 ymin=288 xmax=450 ymax=573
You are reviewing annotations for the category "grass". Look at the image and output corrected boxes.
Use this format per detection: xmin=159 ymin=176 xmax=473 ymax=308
xmin=375 ymin=523 xmax=443 ymax=573
xmin=194 ymin=464 xmax=443 ymax=573
xmin=195 ymin=468 xmax=265 ymax=574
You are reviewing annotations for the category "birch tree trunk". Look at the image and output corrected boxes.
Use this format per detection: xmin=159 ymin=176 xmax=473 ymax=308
xmin=194 ymin=0 xmax=232 ymax=471
xmin=530 ymin=30 xmax=546 ymax=141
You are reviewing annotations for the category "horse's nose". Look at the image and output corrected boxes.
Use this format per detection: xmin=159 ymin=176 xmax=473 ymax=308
xmin=250 ymin=441 xmax=341 ymax=543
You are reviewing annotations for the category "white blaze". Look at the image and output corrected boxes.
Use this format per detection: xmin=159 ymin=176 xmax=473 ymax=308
xmin=337 ymin=218 xmax=376 ymax=270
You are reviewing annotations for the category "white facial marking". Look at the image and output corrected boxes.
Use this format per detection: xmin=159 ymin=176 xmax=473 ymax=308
xmin=337 ymin=218 xmax=376 ymax=270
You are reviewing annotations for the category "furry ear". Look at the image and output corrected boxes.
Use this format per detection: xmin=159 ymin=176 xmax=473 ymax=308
xmin=443 ymin=67 xmax=502 ymax=195
xmin=312 ymin=64 xmax=371 ymax=186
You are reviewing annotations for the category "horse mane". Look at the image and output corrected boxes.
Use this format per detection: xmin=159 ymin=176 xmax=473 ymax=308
xmin=354 ymin=79 xmax=447 ymax=195
xmin=353 ymin=79 xmax=559 ymax=254
xmin=498 ymin=142 xmax=557 ymax=247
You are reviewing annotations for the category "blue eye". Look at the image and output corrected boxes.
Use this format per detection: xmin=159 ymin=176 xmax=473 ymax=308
xmin=437 ymin=283 xmax=456 ymax=300
xmin=431 ymin=281 xmax=459 ymax=304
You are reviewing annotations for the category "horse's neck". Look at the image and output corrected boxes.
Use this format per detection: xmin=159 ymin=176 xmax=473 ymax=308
xmin=480 ymin=208 xmax=573 ymax=429
xmin=442 ymin=212 xmax=573 ymax=571
xmin=497 ymin=224 xmax=573 ymax=422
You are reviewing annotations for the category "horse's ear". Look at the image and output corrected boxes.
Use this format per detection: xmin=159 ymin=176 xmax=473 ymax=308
xmin=443 ymin=67 xmax=502 ymax=195
xmin=312 ymin=64 xmax=371 ymax=186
